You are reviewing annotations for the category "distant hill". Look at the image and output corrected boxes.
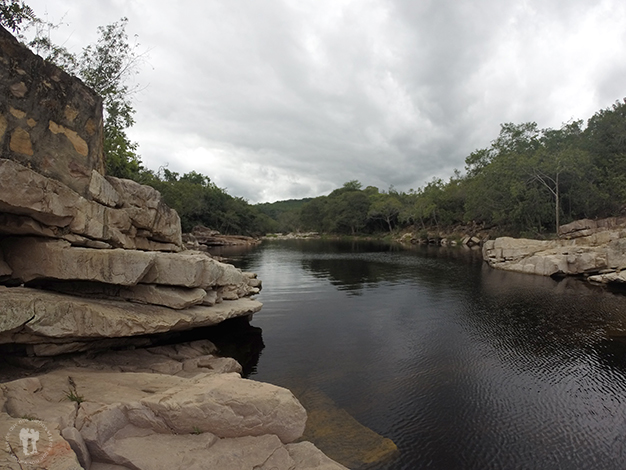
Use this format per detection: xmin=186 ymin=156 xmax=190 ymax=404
xmin=255 ymin=198 xmax=313 ymax=220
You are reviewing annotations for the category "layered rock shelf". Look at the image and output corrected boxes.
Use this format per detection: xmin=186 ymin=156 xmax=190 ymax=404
xmin=483 ymin=217 xmax=626 ymax=284
xmin=0 ymin=23 xmax=261 ymax=353
xmin=0 ymin=24 xmax=348 ymax=470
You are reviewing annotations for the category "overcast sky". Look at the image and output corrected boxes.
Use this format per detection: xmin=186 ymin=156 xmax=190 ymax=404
xmin=25 ymin=0 xmax=626 ymax=203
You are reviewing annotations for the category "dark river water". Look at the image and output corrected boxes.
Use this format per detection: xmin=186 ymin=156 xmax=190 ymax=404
xmin=217 ymin=239 xmax=626 ymax=470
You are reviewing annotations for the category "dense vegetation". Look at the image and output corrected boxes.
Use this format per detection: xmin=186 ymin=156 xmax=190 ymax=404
xmin=262 ymin=100 xmax=626 ymax=238
xmin=135 ymin=169 xmax=274 ymax=235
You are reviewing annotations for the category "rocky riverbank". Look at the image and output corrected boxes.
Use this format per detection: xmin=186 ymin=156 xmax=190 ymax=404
xmin=1 ymin=340 xmax=347 ymax=470
xmin=263 ymin=232 xmax=320 ymax=240
xmin=183 ymin=225 xmax=261 ymax=250
xmin=483 ymin=217 xmax=626 ymax=285
xmin=0 ymin=24 xmax=347 ymax=470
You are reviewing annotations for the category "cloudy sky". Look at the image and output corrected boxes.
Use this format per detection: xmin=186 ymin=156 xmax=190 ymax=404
xmin=25 ymin=0 xmax=626 ymax=202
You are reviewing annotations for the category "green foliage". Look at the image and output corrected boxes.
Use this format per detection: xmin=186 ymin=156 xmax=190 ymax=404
xmin=368 ymin=191 xmax=402 ymax=233
xmin=328 ymin=190 xmax=370 ymax=234
xmin=103 ymin=124 xmax=142 ymax=179
xmin=256 ymin=198 xmax=312 ymax=233
xmin=22 ymin=13 xmax=145 ymax=179
xmin=66 ymin=390 xmax=84 ymax=404
xmin=583 ymin=99 xmax=626 ymax=211
xmin=77 ymin=18 xmax=145 ymax=179
xmin=0 ymin=0 xmax=34 ymax=33
xmin=143 ymin=169 xmax=273 ymax=235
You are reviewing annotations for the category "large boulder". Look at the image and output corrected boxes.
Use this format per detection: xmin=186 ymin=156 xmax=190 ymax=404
xmin=142 ymin=250 xmax=251 ymax=289
xmin=0 ymin=365 xmax=323 ymax=470
xmin=483 ymin=221 xmax=626 ymax=278
xmin=0 ymin=158 xmax=78 ymax=227
xmin=133 ymin=372 xmax=307 ymax=442
xmin=588 ymin=271 xmax=626 ymax=284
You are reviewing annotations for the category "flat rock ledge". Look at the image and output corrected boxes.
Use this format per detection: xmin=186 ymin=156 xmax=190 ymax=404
xmin=482 ymin=217 xmax=626 ymax=283
xmin=0 ymin=286 xmax=262 ymax=355
xmin=0 ymin=341 xmax=348 ymax=470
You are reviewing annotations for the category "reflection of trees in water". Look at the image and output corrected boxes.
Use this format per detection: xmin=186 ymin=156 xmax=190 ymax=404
xmin=232 ymin=239 xmax=626 ymax=373
xmin=463 ymin=265 xmax=626 ymax=370
xmin=595 ymin=337 xmax=626 ymax=372
xmin=301 ymin=258 xmax=387 ymax=295
xmin=298 ymin=241 xmax=484 ymax=295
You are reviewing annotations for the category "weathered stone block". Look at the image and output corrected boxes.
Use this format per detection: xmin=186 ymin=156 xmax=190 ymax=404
xmin=43 ymin=281 xmax=207 ymax=310
xmin=141 ymin=251 xmax=209 ymax=287
xmin=1 ymin=237 xmax=155 ymax=285
xmin=0 ymin=212 xmax=57 ymax=238
xmin=61 ymin=426 xmax=91 ymax=470
xmin=134 ymin=372 xmax=306 ymax=442
xmin=141 ymin=251 xmax=249 ymax=289
xmin=0 ymin=25 xmax=104 ymax=196
xmin=106 ymin=176 xmax=183 ymax=247
xmin=89 ymin=169 xmax=121 ymax=207
xmin=0 ymin=158 xmax=77 ymax=227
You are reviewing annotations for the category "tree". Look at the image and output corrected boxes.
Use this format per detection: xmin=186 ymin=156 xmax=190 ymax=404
xmin=583 ymin=99 xmax=626 ymax=211
xmin=300 ymin=197 xmax=328 ymax=232
xmin=368 ymin=192 xmax=402 ymax=233
xmin=21 ymin=14 xmax=146 ymax=179
xmin=0 ymin=0 xmax=34 ymax=33
xmin=526 ymin=121 xmax=585 ymax=236
xmin=77 ymin=18 xmax=145 ymax=178
xmin=332 ymin=191 xmax=370 ymax=235
xmin=528 ymin=161 xmax=563 ymax=236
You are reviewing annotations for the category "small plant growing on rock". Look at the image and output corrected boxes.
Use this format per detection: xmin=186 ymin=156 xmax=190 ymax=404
xmin=191 ymin=426 xmax=203 ymax=435
xmin=66 ymin=390 xmax=84 ymax=404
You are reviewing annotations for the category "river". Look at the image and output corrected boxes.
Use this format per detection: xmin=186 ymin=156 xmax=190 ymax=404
xmin=215 ymin=239 xmax=626 ymax=470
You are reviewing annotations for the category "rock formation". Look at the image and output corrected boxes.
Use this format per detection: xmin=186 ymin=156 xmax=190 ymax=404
xmin=183 ymin=225 xmax=261 ymax=251
xmin=0 ymin=24 xmax=261 ymax=352
xmin=483 ymin=217 xmax=626 ymax=284
xmin=0 ymin=341 xmax=347 ymax=470
xmin=0 ymin=25 xmax=347 ymax=470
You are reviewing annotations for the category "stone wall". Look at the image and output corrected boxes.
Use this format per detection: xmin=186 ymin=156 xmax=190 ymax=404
xmin=0 ymin=25 xmax=104 ymax=196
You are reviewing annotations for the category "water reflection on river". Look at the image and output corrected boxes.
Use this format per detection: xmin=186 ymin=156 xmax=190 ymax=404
xmin=216 ymin=240 xmax=626 ymax=470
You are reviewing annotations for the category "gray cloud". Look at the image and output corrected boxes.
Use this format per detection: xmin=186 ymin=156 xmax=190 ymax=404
xmin=27 ymin=0 xmax=626 ymax=202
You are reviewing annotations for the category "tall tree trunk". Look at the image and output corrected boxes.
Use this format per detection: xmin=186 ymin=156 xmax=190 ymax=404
xmin=555 ymin=171 xmax=560 ymax=237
